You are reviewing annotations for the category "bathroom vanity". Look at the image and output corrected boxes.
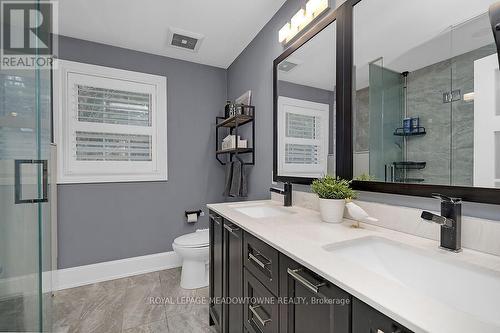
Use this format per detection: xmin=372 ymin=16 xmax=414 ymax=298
xmin=207 ymin=201 xmax=500 ymax=333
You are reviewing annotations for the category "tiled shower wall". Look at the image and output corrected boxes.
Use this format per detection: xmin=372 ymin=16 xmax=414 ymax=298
xmin=354 ymin=44 xmax=497 ymax=186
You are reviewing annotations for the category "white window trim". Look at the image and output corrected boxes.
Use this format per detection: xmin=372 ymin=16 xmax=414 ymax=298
xmin=278 ymin=96 xmax=329 ymax=178
xmin=53 ymin=59 xmax=167 ymax=184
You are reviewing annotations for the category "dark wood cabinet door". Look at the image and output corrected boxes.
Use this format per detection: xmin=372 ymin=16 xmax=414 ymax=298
xmin=243 ymin=232 xmax=280 ymax=295
xmin=223 ymin=221 xmax=244 ymax=333
xmin=209 ymin=211 xmax=224 ymax=332
xmin=244 ymin=268 xmax=279 ymax=333
xmin=279 ymin=254 xmax=351 ymax=333
xmin=352 ymin=298 xmax=413 ymax=333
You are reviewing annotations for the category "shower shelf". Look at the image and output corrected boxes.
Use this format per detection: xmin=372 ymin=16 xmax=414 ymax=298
xmin=393 ymin=127 xmax=426 ymax=137
xmin=394 ymin=178 xmax=425 ymax=183
xmin=393 ymin=161 xmax=426 ymax=170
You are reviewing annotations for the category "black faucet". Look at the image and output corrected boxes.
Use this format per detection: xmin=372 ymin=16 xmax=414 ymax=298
xmin=421 ymin=193 xmax=462 ymax=252
xmin=270 ymin=182 xmax=292 ymax=207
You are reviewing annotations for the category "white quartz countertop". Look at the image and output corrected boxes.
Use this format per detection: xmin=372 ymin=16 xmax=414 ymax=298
xmin=207 ymin=200 xmax=500 ymax=333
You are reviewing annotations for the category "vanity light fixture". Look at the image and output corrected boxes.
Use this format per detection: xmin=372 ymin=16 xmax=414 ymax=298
xmin=463 ymin=92 xmax=475 ymax=102
xmin=291 ymin=8 xmax=308 ymax=32
xmin=306 ymin=0 xmax=329 ymax=18
xmin=278 ymin=0 xmax=330 ymax=44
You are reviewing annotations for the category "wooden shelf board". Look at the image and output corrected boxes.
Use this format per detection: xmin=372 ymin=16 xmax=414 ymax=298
xmin=216 ymin=148 xmax=253 ymax=155
xmin=216 ymin=114 xmax=254 ymax=128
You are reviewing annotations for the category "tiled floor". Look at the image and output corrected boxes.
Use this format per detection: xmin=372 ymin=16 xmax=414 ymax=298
xmin=52 ymin=268 xmax=216 ymax=333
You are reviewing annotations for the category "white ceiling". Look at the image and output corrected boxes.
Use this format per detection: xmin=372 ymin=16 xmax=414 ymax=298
xmin=58 ymin=0 xmax=287 ymax=69
xmin=278 ymin=0 xmax=498 ymax=91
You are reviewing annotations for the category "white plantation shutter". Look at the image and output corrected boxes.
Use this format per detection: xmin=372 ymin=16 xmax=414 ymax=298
xmin=54 ymin=60 xmax=167 ymax=183
xmin=285 ymin=143 xmax=321 ymax=164
xmin=284 ymin=112 xmax=323 ymax=165
xmin=278 ymin=97 xmax=329 ymax=178
xmin=75 ymin=131 xmax=152 ymax=161
xmin=76 ymin=85 xmax=152 ymax=127
xmin=73 ymin=85 xmax=153 ymax=162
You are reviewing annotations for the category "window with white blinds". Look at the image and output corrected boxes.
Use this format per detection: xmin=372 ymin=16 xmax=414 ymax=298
xmin=54 ymin=60 xmax=167 ymax=183
xmin=278 ymin=96 xmax=329 ymax=178
xmin=75 ymin=131 xmax=152 ymax=161
xmin=285 ymin=143 xmax=321 ymax=164
xmin=286 ymin=113 xmax=318 ymax=139
xmin=77 ymin=85 xmax=152 ymax=127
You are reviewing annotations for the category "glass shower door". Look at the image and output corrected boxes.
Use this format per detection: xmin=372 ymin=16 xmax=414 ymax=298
xmin=0 ymin=67 xmax=52 ymax=330
xmin=368 ymin=60 xmax=404 ymax=181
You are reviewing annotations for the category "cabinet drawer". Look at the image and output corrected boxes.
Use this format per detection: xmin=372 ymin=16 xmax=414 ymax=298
xmin=279 ymin=254 xmax=351 ymax=333
xmin=243 ymin=232 xmax=279 ymax=295
xmin=244 ymin=268 xmax=279 ymax=333
xmin=352 ymin=297 xmax=413 ymax=333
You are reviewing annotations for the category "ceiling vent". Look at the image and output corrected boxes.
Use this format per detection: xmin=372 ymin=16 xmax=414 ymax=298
xmin=278 ymin=60 xmax=300 ymax=72
xmin=168 ymin=28 xmax=204 ymax=52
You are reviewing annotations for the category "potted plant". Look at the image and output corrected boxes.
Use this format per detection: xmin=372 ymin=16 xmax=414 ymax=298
xmin=311 ymin=176 xmax=357 ymax=223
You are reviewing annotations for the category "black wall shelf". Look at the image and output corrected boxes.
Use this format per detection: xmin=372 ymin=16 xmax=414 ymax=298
xmin=216 ymin=148 xmax=253 ymax=155
xmin=393 ymin=127 xmax=426 ymax=137
xmin=393 ymin=161 xmax=426 ymax=170
xmin=216 ymin=107 xmax=255 ymax=166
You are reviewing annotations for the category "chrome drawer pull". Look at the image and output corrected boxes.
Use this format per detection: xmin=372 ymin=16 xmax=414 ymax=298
xmin=210 ymin=214 xmax=222 ymax=225
xmin=248 ymin=252 xmax=270 ymax=269
xmin=224 ymin=224 xmax=240 ymax=233
xmin=287 ymin=268 xmax=326 ymax=294
xmin=249 ymin=305 xmax=271 ymax=327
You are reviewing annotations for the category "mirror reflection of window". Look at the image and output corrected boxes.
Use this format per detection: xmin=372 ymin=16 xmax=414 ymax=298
xmin=277 ymin=21 xmax=336 ymax=178
xmin=353 ymin=0 xmax=499 ymax=188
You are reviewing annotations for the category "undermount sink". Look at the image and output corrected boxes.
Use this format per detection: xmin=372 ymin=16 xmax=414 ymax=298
xmin=231 ymin=203 xmax=294 ymax=218
xmin=323 ymin=236 xmax=500 ymax=327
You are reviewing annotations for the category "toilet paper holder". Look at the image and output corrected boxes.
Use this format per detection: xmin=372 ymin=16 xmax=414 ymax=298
xmin=185 ymin=210 xmax=204 ymax=218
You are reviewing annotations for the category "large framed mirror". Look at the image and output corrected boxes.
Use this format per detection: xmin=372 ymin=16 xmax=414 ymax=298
xmin=273 ymin=0 xmax=500 ymax=204
xmin=273 ymin=12 xmax=339 ymax=184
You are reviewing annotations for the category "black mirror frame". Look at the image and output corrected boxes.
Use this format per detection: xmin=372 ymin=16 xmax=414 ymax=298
xmin=273 ymin=0 xmax=500 ymax=205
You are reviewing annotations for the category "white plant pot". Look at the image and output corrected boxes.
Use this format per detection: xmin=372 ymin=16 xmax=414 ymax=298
xmin=319 ymin=198 xmax=346 ymax=223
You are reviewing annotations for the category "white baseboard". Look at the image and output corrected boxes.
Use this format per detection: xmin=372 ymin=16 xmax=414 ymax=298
xmin=54 ymin=251 xmax=181 ymax=291
xmin=0 ymin=251 xmax=181 ymax=297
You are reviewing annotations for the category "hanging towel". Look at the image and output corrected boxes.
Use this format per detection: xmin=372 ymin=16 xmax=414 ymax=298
xmin=240 ymin=161 xmax=248 ymax=197
xmin=229 ymin=160 xmax=242 ymax=197
xmin=223 ymin=161 xmax=234 ymax=197
xmin=229 ymin=159 xmax=248 ymax=197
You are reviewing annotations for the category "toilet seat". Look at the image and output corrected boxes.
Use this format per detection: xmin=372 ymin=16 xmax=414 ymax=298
xmin=173 ymin=229 xmax=209 ymax=248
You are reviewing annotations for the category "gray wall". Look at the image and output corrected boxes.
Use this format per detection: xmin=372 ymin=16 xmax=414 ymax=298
xmin=226 ymin=0 xmax=500 ymax=220
xmin=57 ymin=36 xmax=227 ymax=269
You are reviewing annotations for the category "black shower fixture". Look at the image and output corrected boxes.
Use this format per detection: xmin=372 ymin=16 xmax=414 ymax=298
xmin=490 ymin=2 xmax=500 ymax=66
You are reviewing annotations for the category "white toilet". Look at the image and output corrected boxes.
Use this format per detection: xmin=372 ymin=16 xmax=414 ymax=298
xmin=172 ymin=229 xmax=209 ymax=289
